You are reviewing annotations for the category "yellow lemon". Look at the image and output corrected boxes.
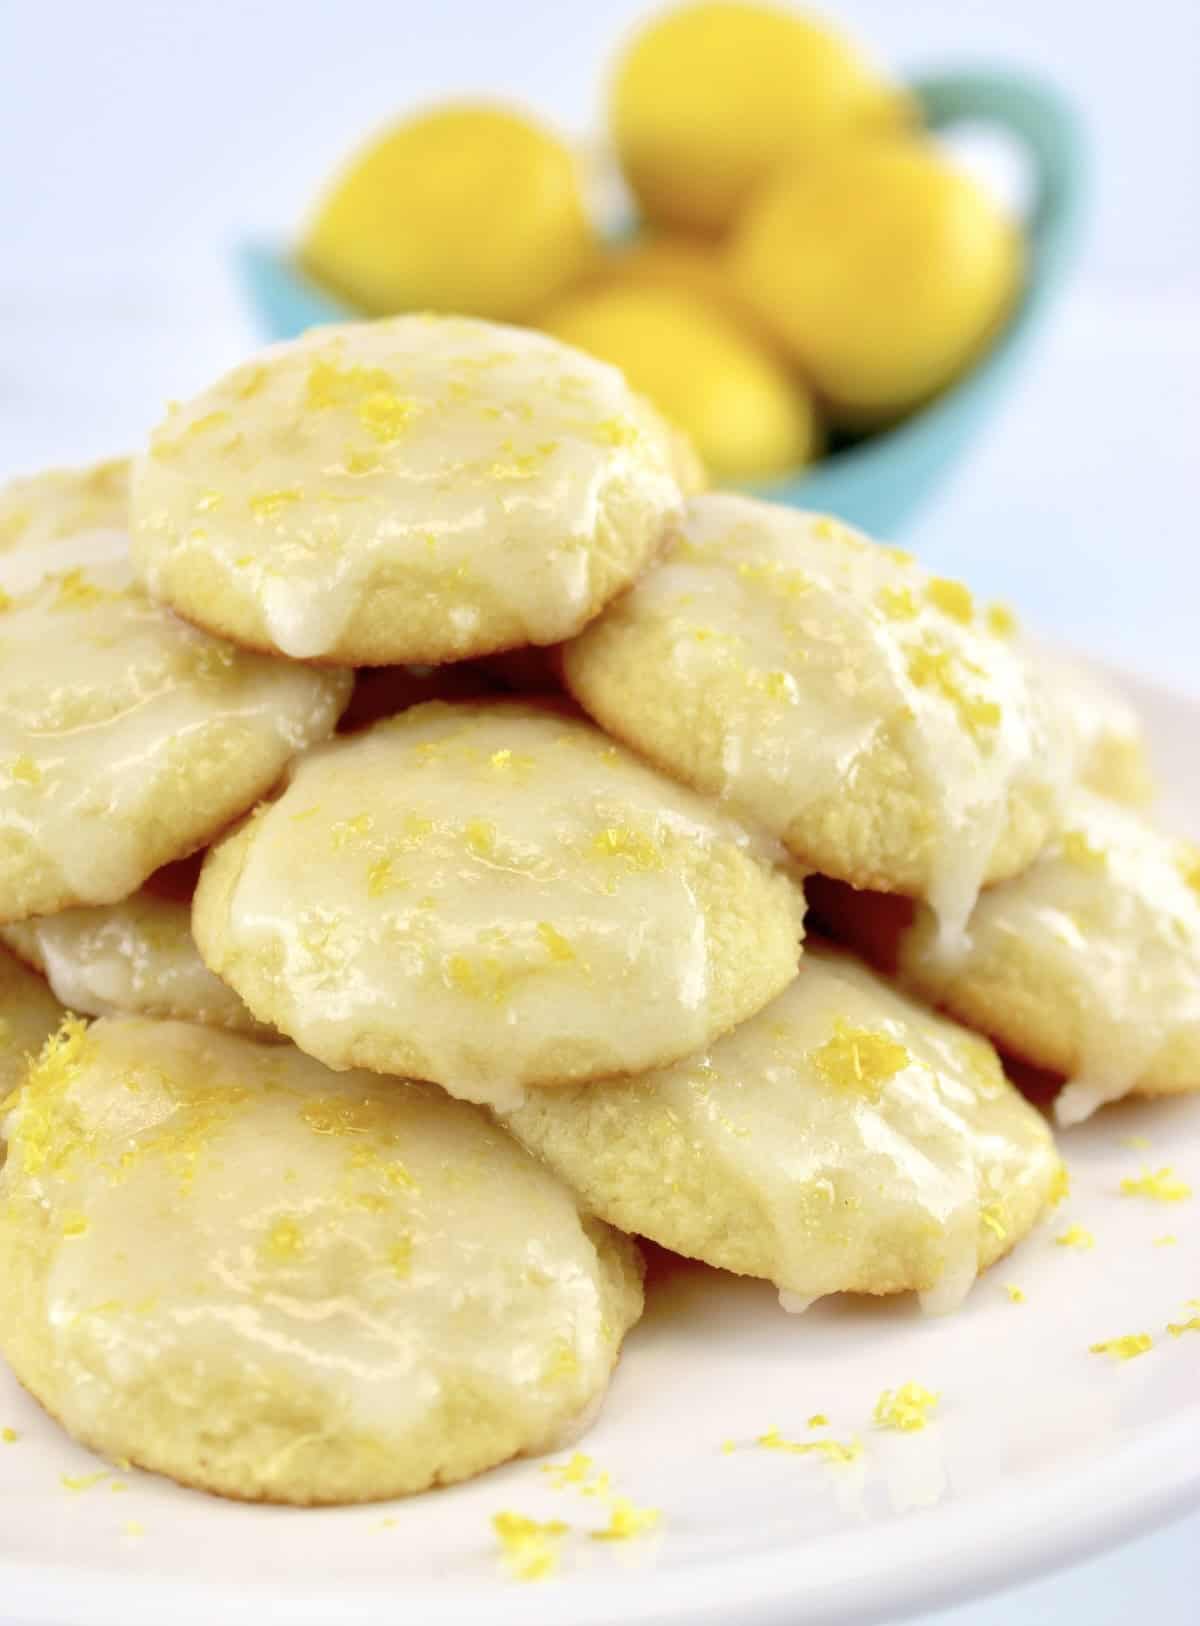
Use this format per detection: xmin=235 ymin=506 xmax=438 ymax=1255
xmin=729 ymin=141 xmax=1024 ymax=426
xmin=300 ymin=103 xmax=593 ymax=320
xmin=611 ymin=2 xmax=912 ymax=234
xmin=541 ymin=286 xmax=817 ymax=482
xmin=579 ymin=232 xmax=767 ymax=335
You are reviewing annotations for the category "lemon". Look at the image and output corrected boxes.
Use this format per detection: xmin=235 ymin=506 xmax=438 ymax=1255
xmin=300 ymin=103 xmax=593 ymax=320
xmin=610 ymin=2 xmax=912 ymax=234
xmin=580 ymin=232 xmax=766 ymax=334
xmin=541 ymin=286 xmax=817 ymax=482
xmin=729 ymin=141 xmax=1024 ymax=426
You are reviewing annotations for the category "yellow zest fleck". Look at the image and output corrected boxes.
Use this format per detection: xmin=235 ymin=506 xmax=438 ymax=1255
xmin=537 ymin=922 xmax=575 ymax=964
xmin=592 ymin=1497 xmax=661 ymax=1542
xmin=62 ymin=1472 xmax=109 ymax=1493
xmin=986 ymin=601 xmax=1018 ymax=638
xmin=907 ymin=644 xmax=1002 ymax=738
xmin=981 ymin=1202 xmax=1008 ymax=1240
xmin=1120 ymin=1167 xmax=1192 ymax=1203
xmin=926 ymin=577 xmax=975 ymax=623
xmin=1167 ymin=1315 xmax=1200 ymax=1338
xmin=1153 ymin=1235 xmax=1177 ymax=1247
xmin=1174 ymin=845 xmax=1200 ymax=900
xmin=492 ymin=1512 xmax=568 ymax=1582
xmin=305 ymin=358 xmax=394 ymax=410
xmin=388 ymin=1237 xmax=412 ymax=1279
xmin=721 ymin=1439 xmax=736 ymax=1454
xmin=123 ymin=1521 xmax=144 ymax=1540
xmin=51 ymin=568 xmax=106 ymax=611
xmin=543 ymin=1452 xmax=593 ymax=1489
xmin=1090 ymin=1333 xmax=1153 ymax=1361
xmin=235 ymin=364 xmax=267 ymax=400
xmin=344 ymin=446 xmax=383 ymax=475
xmin=1062 ymin=830 xmax=1108 ymax=872
xmin=591 ymin=825 xmax=664 ymax=871
xmin=1005 ymin=1284 xmax=1027 ymax=1303
xmin=811 ymin=1020 xmax=910 ymax=1101
xmin=249 ymin=487 xmax=302 ymax=519
xmin=9 ymin=754 xmax=42 ymax=787
xmin=807 ymin=1413 xmax=829 ymax=1428
xmin=1056 ymin=1224 xmax=1094 ymax=1251
xmin=366 ymin=857 xmax=396 ymax=898
xmin=359 ymin=390 xmax=416 ymax=444
xmin=877 ymin=585 xmax=919 ymax=621
xmin=262 ymin=1217 xmax=303 ymax=1261
xmin=61 ymin=1212 xmax=90 ymax=1239
xmin=873 ymin=1383 xmax=939 ymax=1433
xmin=592 ymin=416 xmax=639 ymax=448
xmin=189 ymin=410 xmax=230 ymax=437
xmin=757 ymin=1427 xmax=862 ymax=1464
xmin=1048 ymin=1162 xmax=1071 ymax=1207
xmin=747 ymin=667 xmax=799 ymax=703
xmin=1 ymin=1428 xmax=17 ymax=1444
xmin=463 ymin=818 xmax=499 ymax=861
xmin=331 ymin=812 xmax=373 ymax=852
xmin=735 ymin=559 xmax=811 ymax=599
xmin=810 ymin=515 xmax=860 ymax=546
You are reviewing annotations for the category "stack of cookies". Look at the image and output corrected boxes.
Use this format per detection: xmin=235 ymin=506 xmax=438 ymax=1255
xmin=1 ymin=315 xmax=1195 ymax=1507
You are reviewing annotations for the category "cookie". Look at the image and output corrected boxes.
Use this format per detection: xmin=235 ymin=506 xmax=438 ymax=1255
xmin=815 ymin=791 xmax=1200 ymax=1125
xmin=193 ymin=699 xmax=806 ymax=1106
xmin=130 ymin=316 xmax=685 ymax=664
xmin=0 ymin=457 xmax=128 ymax=552
xmin=0 ymin=1016 xmax=642 ymax=1504
xmin=503 ymin=942 xmax=1059 ymax=1312
xmin=0 ymin=463 xmax=351 ymax=923
xmin=562 ymin=493 xmax=1063 ymax=943
xmin=1033 ymin=645 xmax=1153 ymax=805
xmin=0 ymin=860 xmax=265 ymax=1035
xmin=0 ymin=945 xmax=62 ymax=1096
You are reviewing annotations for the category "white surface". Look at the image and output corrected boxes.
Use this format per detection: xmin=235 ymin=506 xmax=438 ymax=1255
xmin=0 ymin=666 xmax=1198 ymax=1626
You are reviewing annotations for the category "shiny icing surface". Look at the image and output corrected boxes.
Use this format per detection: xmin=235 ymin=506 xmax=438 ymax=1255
xmin=0 ymin=459 xmax=129 ymax=552
xmin=1 ymin=887 xmax=264 ymax=1036
xmin=0 ymin=472 xmax=351 ymax=920
xmin=0 ymin=1017 xmax=642 ymax=1500
xmin=504 ymin=943 xmax=1059 ymax=1312
xmin=564 ymin=493 xmax=1063 ymax=943
xmin=0 ymin=945 xmax=62 ymax=1095
xmin=131 ymin=315 xmax=683 ymax=661
xmin=904 ymin=789 xmax=1200 ymax=1124
xmin=194 ymin=701 xmax=806 ymax=1105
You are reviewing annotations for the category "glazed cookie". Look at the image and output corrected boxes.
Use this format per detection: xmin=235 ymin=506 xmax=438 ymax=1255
xmin=130 ymin=315 xmax=685 ymax=664
xmin=0 ymin=862 xmax=265 ymax=1035
xmin=0 ymin=457 xmax=128 ymax=552
xmin=1032 ymin=646 xmax=1153 ymax=806
xmin=814 ymin=791 xmax=1200 ymax=1126
xmin=0 ymin=463 xmax=351 ymax=923
xmin=193 ymin=700 xmax=806 ymax=1106
xmin=0 ymin=1016 xmax=643 ymax=1504
xmin=0 ymin=945 xmax=62 ymax=1095
xmin=503 ymin=942 xmax=1060 ymax=1313
xmin=562 ymin=493 xmax=1063 ymax=942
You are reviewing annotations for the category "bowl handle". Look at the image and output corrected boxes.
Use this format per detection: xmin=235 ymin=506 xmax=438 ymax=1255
xmin=911 ymin=69 xmax=1086 ymax=291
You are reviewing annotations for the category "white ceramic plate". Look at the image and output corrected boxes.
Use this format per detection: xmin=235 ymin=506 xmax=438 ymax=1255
xmin=1 ymin=658 xmax=1198 ymax=1626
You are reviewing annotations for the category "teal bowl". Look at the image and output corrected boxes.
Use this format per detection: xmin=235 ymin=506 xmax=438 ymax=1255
xmin=236 ymin=69 xmax=1084 ymax=536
